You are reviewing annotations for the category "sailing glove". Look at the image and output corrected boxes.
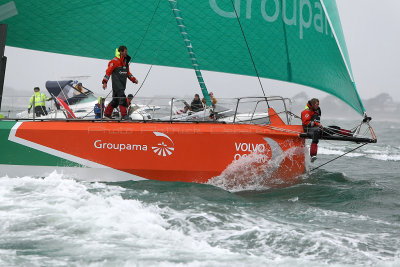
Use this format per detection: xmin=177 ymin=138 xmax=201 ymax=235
xmin=310 ymin=121 xmax=321 ymax=127
xmin=128 ymin=75 xmax=138 ymax=84
xmin=102 ymin=75 xmax=110 ymax=85
xmin=28 ymin=108 xmax=31 ymax=114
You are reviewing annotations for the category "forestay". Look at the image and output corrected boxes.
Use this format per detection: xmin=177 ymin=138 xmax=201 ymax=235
xmin=0 ymin=0 xmax=365 ymax=115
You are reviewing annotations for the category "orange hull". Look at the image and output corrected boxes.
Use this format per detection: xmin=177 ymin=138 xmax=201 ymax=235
xmin=8 ymin=119 xmax=306 ymax=185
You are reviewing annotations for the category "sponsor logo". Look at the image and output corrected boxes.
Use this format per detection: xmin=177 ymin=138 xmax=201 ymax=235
xmin=152 ymin=132 xmax=175 ymax=157
xmin=235 ymin=142 xmax=266 ymax=152
xmin=210 ymin=0 xmax=332 ymax=39
xmin=94 ymin=140 xmax=147 ymax=151
xmin=233 ymin=139 xmax=283 ymax=165
xmin=92 ymin=132 xmax=175 ymax=157
xmin=93 ymin=132 xmax=175 ymax=157
xmin=234 ymin=142 xmax=267 ymax=162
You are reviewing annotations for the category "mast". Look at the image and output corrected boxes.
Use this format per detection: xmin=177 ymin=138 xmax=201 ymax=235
xmin=167 ymin=0 xmax=212 ymax=107
xmin=0 ymin=24 xmax=7 ymax=112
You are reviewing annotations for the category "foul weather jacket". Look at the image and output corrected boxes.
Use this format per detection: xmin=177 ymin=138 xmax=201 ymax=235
xmin=202 ymin=96 xmax=217 ymax=106
xmin=190 ymin=99 xmax=203 ymax=111
xmin=102 ymin=55 xmax=137 ymax=92
xmin=301 ymin=102 xmax=321 ymax=128
xmin=28 ymin=92 xmax=51 ymax=109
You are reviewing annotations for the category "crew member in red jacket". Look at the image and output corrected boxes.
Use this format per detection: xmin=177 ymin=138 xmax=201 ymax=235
xmin=301 ymin=98 xmax=322 ymax=159
xmin=301 ymin=98 xmax=353 ymax=160
xmin=102 ymin=45 xmax=138 ymax=119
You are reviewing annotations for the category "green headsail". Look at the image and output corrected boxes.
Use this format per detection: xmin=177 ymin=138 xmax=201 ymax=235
xmin=0 ymin=0 xmax=365 ymax=115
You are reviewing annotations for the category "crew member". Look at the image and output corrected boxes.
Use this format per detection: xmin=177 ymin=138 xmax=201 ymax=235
xmin=202 ymin=92 xmax=217 ymax=108
xmin=190 ymin=94 xmax=203 ymax=112
xmin=28 ymin=87 xmax=52 ymax=117
xmin=102 ymin=45 xmax=138 ymax=120
xmin=301 ymin=98 xmax=322 ymax=159
xmin=302 ymin=98 xmax=354 ymax=160
xmin=127 ymin=94 xmax=134 ymax=115
xmin=94 ymin=97 xmax=105 ymax=119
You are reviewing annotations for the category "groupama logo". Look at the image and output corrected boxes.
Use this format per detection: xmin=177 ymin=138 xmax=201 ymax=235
xmin=152 ymin=132 xmax=175 ymax=157
xmin=210 ymin=0 xmax=334 ymax=39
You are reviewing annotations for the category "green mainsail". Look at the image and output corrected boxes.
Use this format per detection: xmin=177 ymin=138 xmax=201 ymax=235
xmin=0 ymin=0 xmax=365 ymax=115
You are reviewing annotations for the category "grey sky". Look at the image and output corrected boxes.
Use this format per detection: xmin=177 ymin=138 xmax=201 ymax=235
xmin=3 ymin=0 xmax=400 ymax=105
xmin=336 ymin=0 xmax=400 ymax=101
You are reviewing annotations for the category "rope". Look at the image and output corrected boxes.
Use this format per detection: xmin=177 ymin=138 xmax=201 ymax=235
xmin=131 ymin=6 xmax=175 ymax=99
xmin=310 ymin=143 xmax=368 ymax=172
xmin=286 ymin=111 xmax=301 ymax=120
xmin=229 ymin=0 xmax=269 ymax=107
xmin=265 ymin=125 xmax=303 ymax=134
xmin=131 ymin=0 xmax=162 ymax=60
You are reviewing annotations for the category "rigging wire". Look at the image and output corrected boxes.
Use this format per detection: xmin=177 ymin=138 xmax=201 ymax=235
xmin=130 ymin=0 xmax=162 ymax=60
xmin=131 ymin=2 xmax=175 ymax=99
xmin=129 ymin=0 xmax=163 ymax=99
xmin=310 ymin=143 xmax=368 ymax=172
xmin=229 ymin=0 xmax=269 ymax=107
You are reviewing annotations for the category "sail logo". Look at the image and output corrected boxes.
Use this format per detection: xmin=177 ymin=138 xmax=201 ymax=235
xmin=152 ymin=132 xmax=175 ymax=157
xmin=210 ymin=0 xmax=333 ymax=39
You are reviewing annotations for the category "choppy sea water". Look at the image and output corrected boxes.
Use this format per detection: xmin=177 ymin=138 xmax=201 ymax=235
xmin=1 ymin=120 xmax=399 ymax=266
